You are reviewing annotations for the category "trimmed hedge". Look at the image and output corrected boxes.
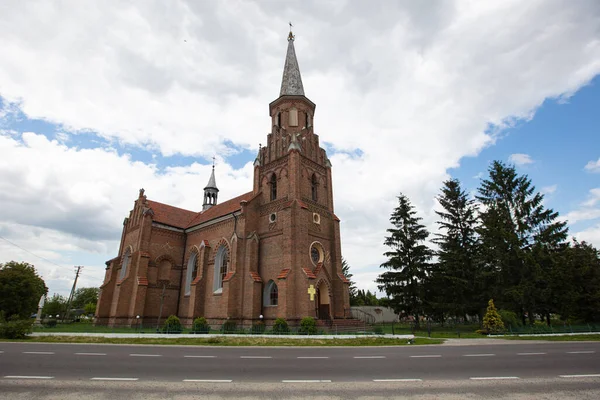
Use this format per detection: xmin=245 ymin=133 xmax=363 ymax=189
xmin=299 ymin=317 xmax=317 ymax=335
xmin=162 ymin=315 xmax=183 ymax=334
xmin=272 ymin=318 xmax=289 ymax=334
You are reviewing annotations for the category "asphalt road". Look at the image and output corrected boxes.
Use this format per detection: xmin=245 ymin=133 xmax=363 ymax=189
xmin=1 ymin=341 xmax=599 ymax=383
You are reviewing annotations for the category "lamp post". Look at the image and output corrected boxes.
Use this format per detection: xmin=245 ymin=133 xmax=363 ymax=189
xmin=136 ymin=315 xmax=140 ymax=333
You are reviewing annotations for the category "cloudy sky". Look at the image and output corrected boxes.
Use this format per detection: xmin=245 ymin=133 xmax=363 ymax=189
xmin=1 ymin=0 xmax=599 ymax=297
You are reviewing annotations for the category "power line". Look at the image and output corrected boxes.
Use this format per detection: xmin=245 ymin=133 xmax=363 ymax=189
xmin=0 ymin=234 xmax=71 ymax=270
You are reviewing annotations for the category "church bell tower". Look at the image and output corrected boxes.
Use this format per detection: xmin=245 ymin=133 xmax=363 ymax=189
xmin=252 ymin=28 xmax=348 ymax=321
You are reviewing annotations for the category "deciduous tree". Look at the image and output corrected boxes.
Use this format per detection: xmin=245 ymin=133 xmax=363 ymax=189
xmin=0 ymin=261 xmax=47 ymax=319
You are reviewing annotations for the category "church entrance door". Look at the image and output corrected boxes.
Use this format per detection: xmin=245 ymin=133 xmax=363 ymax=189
xmin=316 ymin=281 xmax=330 ymax=320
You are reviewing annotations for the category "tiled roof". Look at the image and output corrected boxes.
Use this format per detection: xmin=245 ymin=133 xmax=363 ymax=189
xmin=223 ymin=272 xmax=234 ymax=282
xmin=302 ymin=267 xmax=316 ymax=279
xmin=249 ymin=271 xmax=262 ymax=282
xmin=145 ymin=191 xmax=254 ymax=229
xmin=185 ymin=192 xmax=254 ymax=228
xmin=146 ymin=200 xmax=197 ymax=228
xmin=277 ymin=268 xmax=291 ymax=279
xmin=337 ymin=273 xmax=350 ymax=284
xmin=137 ymin=277 xmax=148 ymax=286
xmin=313 ymin=262 xmax=323 ymax=276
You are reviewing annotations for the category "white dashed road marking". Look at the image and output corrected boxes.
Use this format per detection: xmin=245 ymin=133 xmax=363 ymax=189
xmin=282 ymin=380 xmax=332 ymax=383
xmin=297 ymin=356 xmax=329 ymax=359
xmin=517 ymin=352 xmax=546 ymax=356
xmin=560 ymin=374 xmax=600 ymax=378
xmin=184 ymin=355 xmax=216 ymax=358
xmin=240 ymin=356 xmax=272 ymax=359
xmin=75 ymin=353 xmax=106 ymax=356
xmin=470 ymin=376 xmax=519 ymax=380
xmin=567 ymin=351 xmax=595 ymax=354
xmin=463 ymin=354 xmax=495 ymax=357
xmin=410 ymin=355 xmax=441 ymax=358
xmin=4 ymin=376 xmax=54 ymax=379
xmin=23 ymin=352 xmax=54 ymax=355
xmin=354 ymin=356 xmax=386 ymax=359
xmin=91 ymin=377 xmax=139 ymax=381
xmin=130 ymin=354 xmax=162 ymax=357
xmin=373 ymin=379 xmax=422 ymax=382
xmin=183 ymin=379 xmax=233 ymax=383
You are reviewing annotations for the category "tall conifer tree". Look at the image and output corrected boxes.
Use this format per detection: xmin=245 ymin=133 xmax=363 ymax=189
xmin=476 ymin=161 xmax=567 ymax=323
xmin=430 ymin=179 xmax=479 ymax=320
xmin=377 ymin=194 xmax=432 ymax=324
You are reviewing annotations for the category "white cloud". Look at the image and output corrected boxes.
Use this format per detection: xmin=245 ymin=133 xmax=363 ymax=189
xmin=541 ymin=185 xmax=558 ymax=195
xmin=1 ymin=1 xmax=600 ymax=295
xmin=509 ymin=153 xmax=534 ymax=166
xmin=584 ymin=158 xmax=600 ymax=173
xmin=566 ymin=188 xmax=600 ymax=247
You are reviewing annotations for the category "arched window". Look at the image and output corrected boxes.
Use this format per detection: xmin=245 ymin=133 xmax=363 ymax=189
xmin=311 ymin=173 xmax=318 ymax=202
xmin=185 ymin=252 xmax=197 ymax=296
xmin=119 ymin=248 xmax=131 ymax=280
xmin=276 ymin=112 xmax=281 ymax=127
xmin=270 ymin=173 xmax=277 ymax=201
xmin=263 ymin=280 xmax=278 ymax=306
xmin=213 ymin=245 xmax=229 ymax=293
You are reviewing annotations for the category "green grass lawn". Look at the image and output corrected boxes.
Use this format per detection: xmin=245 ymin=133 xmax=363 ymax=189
xmin=2 ymin=335 xmax=444 ymax=346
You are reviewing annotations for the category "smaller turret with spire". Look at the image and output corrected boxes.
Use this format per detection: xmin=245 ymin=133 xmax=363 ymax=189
xmin=203 ymin=157 xmax=219 ymax=211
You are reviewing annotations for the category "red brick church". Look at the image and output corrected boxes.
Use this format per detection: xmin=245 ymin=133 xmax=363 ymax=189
xmin=96 ymin=31 xmax=351 ymax=328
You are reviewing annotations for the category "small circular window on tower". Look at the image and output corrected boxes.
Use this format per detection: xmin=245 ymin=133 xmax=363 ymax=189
xmin=310 ymin=242 xmax=324 ymax=265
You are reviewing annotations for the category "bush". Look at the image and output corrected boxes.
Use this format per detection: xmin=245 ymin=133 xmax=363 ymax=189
xmin=0 ymin=317 xmax=33 ymax=339
xmin=252 ymin=321 xmax=265 ymax=334
xmin=221 ymin=320 xmax=237 ymax=334
xmin=43 ymin=319 xmax=57 ymax=328
xmin=162 ymin=315 xmax=182 ymax=334
xmin=373 ymin=325 xmax=384 ymax=335
xmin=498 ymin=309 xmax=522 ymax=329
xmin=272 ymin=318 xmax=289 ymax=334
xmin=482 ymin=299 xmax=505 ymax=334
xmin=192 ymin=317 xmax=210 ymax=334
xmin=299 ymin=317 xmax=317 ymax=335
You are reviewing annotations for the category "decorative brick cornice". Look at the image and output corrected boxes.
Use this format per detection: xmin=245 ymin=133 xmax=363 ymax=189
xmin=140 ymin=251 xmax=151 ymax=258
xmin=277 ymin=268 xmax=291 ymax=280
xmin=249 ymin=271 xmax=262 ymax=282
xmin=302 ymin=267 xmax=316 ymax=279
xmin=137 ymin=277 xmax=149 ymax=286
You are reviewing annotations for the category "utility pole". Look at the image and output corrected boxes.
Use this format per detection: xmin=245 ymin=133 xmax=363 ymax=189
xmin=64 ymin=266 xmax=83 ymax=322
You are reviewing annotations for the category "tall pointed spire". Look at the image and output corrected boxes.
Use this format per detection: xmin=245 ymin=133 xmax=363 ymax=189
xmin=203 ymin=157 xmax=219 ymax=211
xmin=279 ymin=25 xmax=305 ymax=96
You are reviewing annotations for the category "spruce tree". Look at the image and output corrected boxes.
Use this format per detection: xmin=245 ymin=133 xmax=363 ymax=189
xmin=377 ymin=194 xmax=432 ymax=325
xmin=430 ymin=179 xmax=480 ymax=321
xmin=476 ymin=161 xmax=567 ymax=324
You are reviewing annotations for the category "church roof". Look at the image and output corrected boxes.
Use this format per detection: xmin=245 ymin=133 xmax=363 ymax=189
xmin=146 ymin=200 xmax=198 ymax=229
xmin=185 ymin=191 xmax=254 ymax=228
xmin=204 ymin=166 xmax=218 ymax=190
xmin=146 ymin=191 xmax=253 ymax=229
xmin=279 ymin=31 xmax=305 ymax=96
